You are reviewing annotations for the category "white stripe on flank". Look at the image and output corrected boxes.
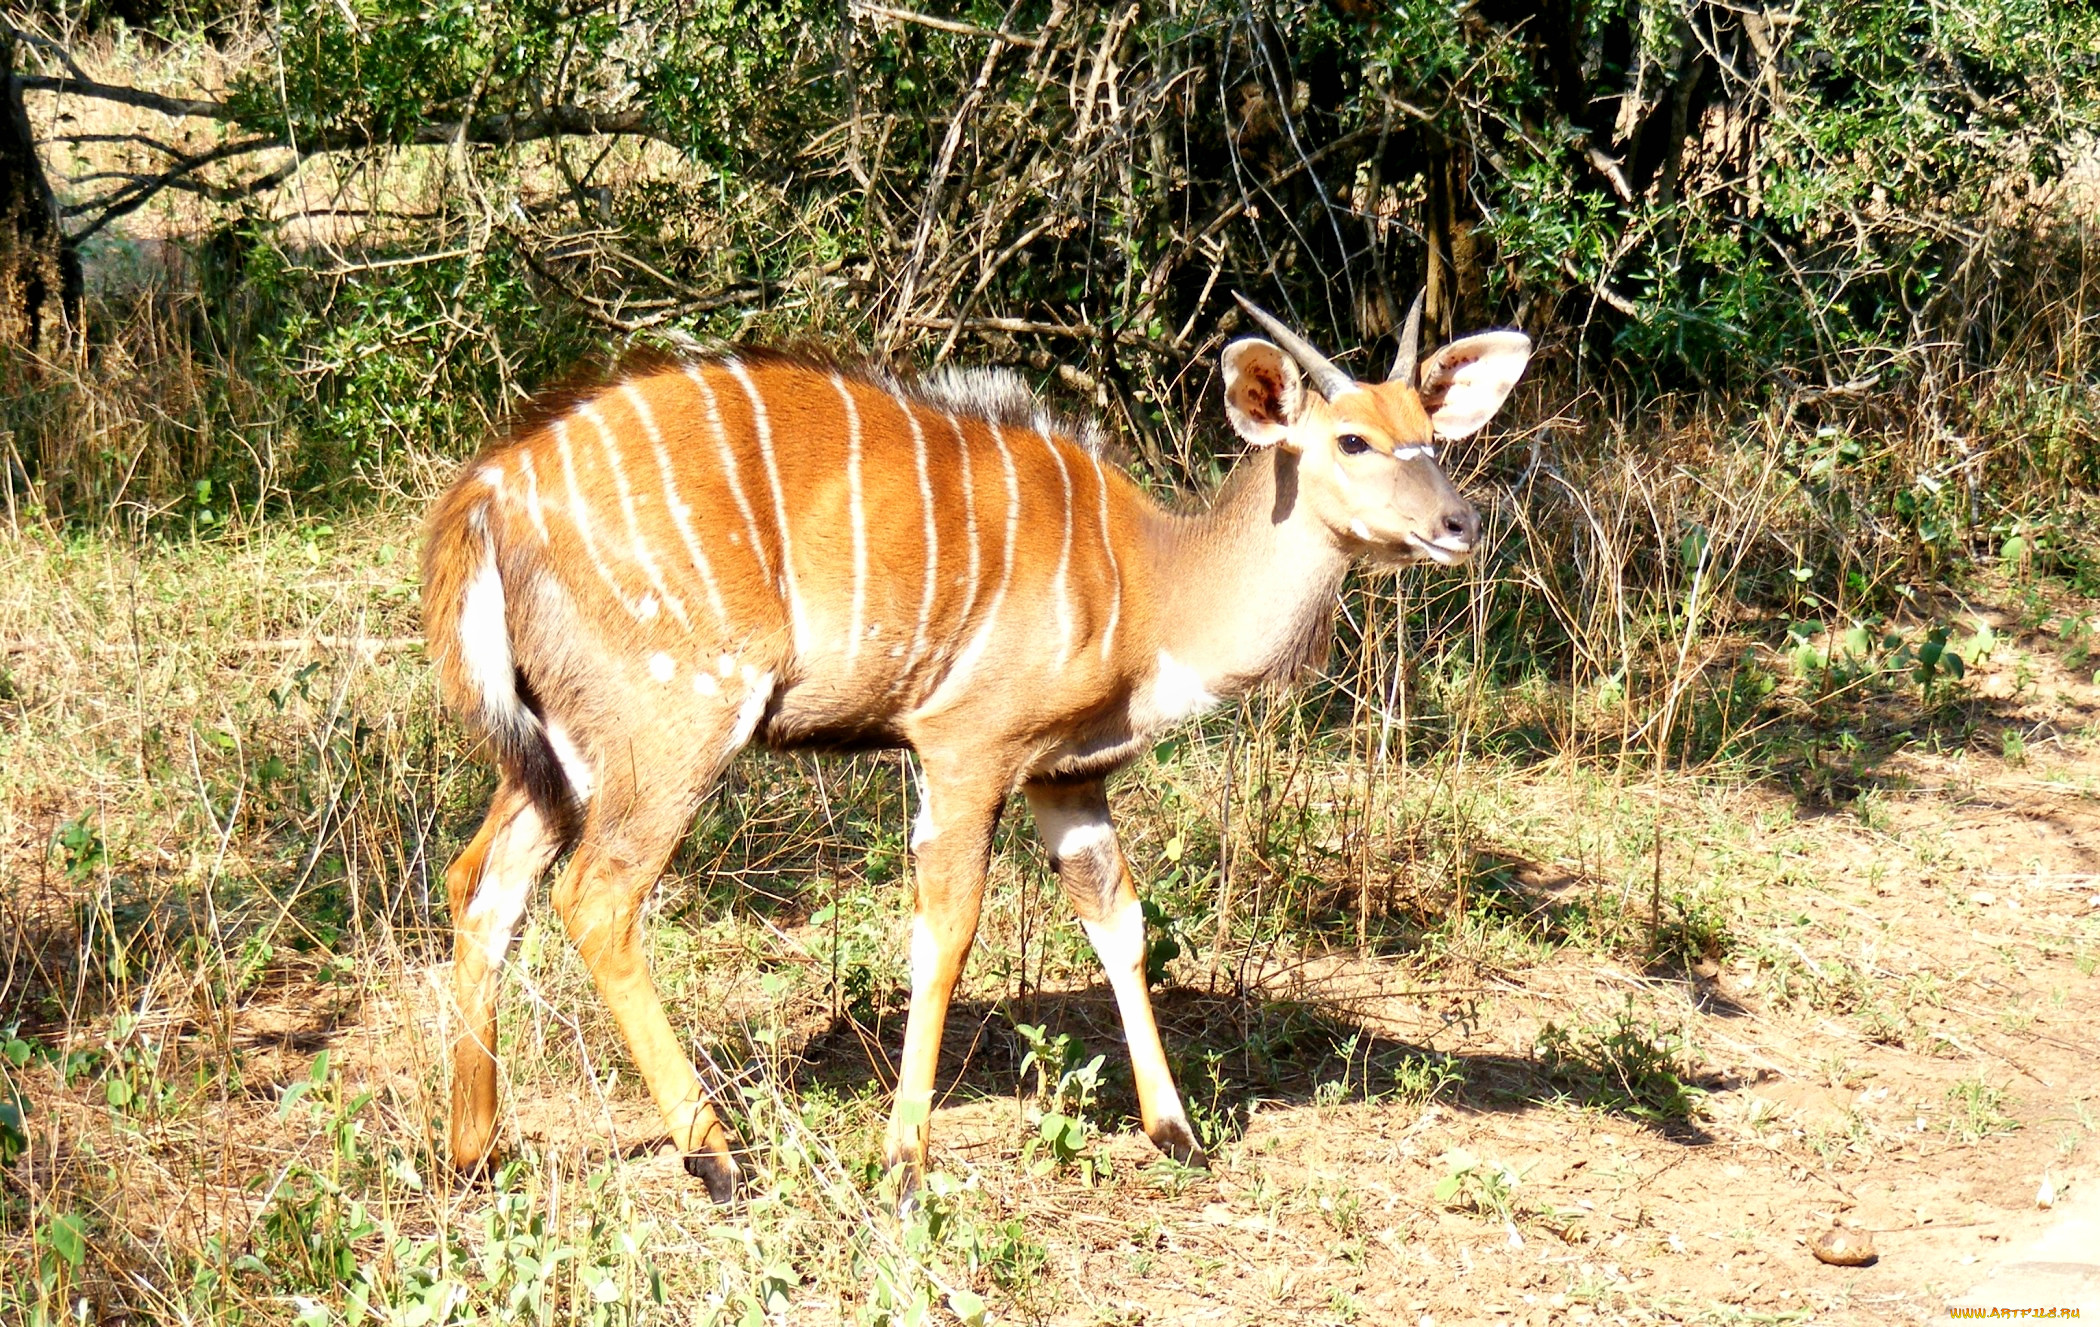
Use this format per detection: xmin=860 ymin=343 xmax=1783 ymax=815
xmin=517 ymin=450 xmax=550 ymax=543
xmin=943 ymin=413 xmax=981 ymax=629
xmin=725 ymin=359 xmax=807 ymax=654
xmin=553 ymin=417 xmax=642 ymax=619
xmin=919 ymin=421 xmax=1017 ymax=710
xmin=832 ymin=374 xmax=867 ymax=666
xmin=582 ymin=401 xmax=690 ymax=629
xmin=1042 ymin=434 xmax=1075 ymax=666
xmin=683 ymin=363 xmax=773 ymax=583
xmin=1089 ymin=451 xmax=1121 ymax=662
xmin=901 ymin=400 xmax=939 ymax=675
xmin=624 ymin=382 xmax=728 ymax=626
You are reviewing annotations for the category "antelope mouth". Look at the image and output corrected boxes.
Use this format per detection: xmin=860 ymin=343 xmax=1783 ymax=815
xmin=1402 ymin=531 xmax=1476 ymax=566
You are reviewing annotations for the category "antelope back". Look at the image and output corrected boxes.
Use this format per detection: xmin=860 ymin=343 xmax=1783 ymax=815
xmin=423 ymin=352 xmax=1149 ymax=790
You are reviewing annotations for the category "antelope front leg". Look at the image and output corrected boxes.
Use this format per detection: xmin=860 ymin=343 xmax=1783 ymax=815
xmin=883 ymin=769 xmax=1006 ymax=1207
xmin=1025 ymin=779 xmax=1207 ymax=1169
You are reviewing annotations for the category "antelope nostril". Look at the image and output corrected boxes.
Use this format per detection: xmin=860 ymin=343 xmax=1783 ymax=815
xmin=1442 ymin=507 xmax=1479 ymax=543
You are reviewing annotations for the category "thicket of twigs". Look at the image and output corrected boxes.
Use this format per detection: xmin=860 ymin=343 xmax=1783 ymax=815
xmin=3 ymin=0 xmax=2095 ymax=504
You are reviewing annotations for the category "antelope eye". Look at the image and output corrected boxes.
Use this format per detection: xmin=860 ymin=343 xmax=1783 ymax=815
xmin=1337 ymin=433 xmax=1372 ymax=456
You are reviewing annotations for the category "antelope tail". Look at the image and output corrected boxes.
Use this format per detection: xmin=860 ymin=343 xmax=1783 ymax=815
xmin=420 ymin=479 xmax=574 ymax=825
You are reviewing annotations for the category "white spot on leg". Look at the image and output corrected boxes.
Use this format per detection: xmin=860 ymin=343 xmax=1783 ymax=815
xmin=648 ymin=651 xmax=675 ymax=683
xmin=693 ymin=671 xmax=719 ymax=696
xmin=717 ymin=653 xmax=736 ymax=678
xmin=1080 ymin=897 xmax=1146 ymax=978
xmin=463 ymin=865 xmax=533 ymax=968
xmin=908 ymin=914 xmax=941 ymax=1001
xmin=911 ymin=806 xmax=939 ymax=850
xmin=1053 ymin=820 xmax=1113 ymax=863
xmin=1029 ymin=792 xmax=1117 ymax=871
xmin=724 ymin=670 xmax=775 ymax=755
xmin=543 ymin=721 xmax=595 ymax=802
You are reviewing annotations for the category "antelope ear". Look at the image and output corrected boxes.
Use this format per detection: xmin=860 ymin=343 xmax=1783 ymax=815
xmin=1222 ymin=338 xmax=1307 ymax=449
xmin=1417 ymin=331 xmax=1532 ymax=440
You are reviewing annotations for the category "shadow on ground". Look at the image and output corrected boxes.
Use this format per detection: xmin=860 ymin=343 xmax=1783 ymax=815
xmin=786 ymin=983 xmax=1720 ymax=1150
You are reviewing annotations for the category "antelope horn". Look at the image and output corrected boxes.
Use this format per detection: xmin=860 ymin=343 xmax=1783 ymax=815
xmin=1231 ymin=293 xmax=1355 ymax=401
xmin=1388 ymin=289 xmax=1426 ymax=385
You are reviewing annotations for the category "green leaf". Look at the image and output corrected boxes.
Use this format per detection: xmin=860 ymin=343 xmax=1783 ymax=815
xmin=948 ymin=1287 xmax=988 ymax=1325
xmin=45 ymin=1212 xmax=86 ymax=1268
xmin=2001 ymin=535 xmax=2027 ymax=563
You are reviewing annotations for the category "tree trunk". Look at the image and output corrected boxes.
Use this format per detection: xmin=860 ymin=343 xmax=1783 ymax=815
xmin=0 ymin=25 xmax=78 ymax=355
xmin=1424 ymin=148 xmax=1484 ymax=344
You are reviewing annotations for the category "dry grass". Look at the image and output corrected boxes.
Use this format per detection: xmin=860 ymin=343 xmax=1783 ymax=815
xmin=4 ymin=437 xmax=2099 ymax=1322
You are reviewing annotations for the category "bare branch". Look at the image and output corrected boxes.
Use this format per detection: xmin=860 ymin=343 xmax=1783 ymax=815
xmin=18 ymin=73 xmax=234 ymax=121
xmin=850 ymin=2 xmax=1044 ymax=48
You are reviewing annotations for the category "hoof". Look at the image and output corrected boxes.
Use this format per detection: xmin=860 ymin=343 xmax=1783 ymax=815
xmin=1148 ymin=1117 xmax=1209 ymax=1171
xmin=886 ymin=1156 xmax=925 ymax=1218
xmin=450 ymin=1149 xmax=504 ymax=1187
xmin=683 ymin=1149 xmax=744 ymax=1206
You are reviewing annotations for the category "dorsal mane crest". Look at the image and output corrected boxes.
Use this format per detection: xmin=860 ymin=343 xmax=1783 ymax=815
xmin=890 ymin=364 xmax=1105 ymax=456
xmin=504 ymin=345 xmax=1104 ymax=456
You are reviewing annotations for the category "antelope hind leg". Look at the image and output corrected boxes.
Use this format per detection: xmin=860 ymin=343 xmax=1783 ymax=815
xmin=446 ymin=779 xmax=562 ymax=1174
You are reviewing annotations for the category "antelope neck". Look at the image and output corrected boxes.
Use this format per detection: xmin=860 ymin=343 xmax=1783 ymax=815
xmin=1139 ymin=447 xmax=1348 ymax=696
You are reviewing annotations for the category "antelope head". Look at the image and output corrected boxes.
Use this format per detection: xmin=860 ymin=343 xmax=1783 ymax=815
xmin=1223 ymin=292 xmax=1531 ymax=566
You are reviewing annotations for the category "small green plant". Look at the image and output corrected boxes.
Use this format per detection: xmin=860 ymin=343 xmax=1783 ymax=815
xmin=1392 ymin=1052 xmax=1466 ymax=1105
xmin=1014 ymin=1022 xmax=1110 ymax=1183
xmin=1433 ymin=1149 xmax=1520 ymax=1222
xmin=1181 ymin=1047 xmax=1245 ymax=1155
xmin=1893 ymin=622 xmax=1967 ymax=705
xmin=1535 ymin=999 xmax=1705 ymax=1124
xmin=53 ymin=817 xmax=106 ymax=884
xmin=1944 ymin=1078 xmax=2020 ymax=1144
xmin=1 ymin=1026 xmax=36 ymax=1168
xmin=1139 ymin=896 xmax=1181 ymax=989
xmin=2001 ymin=727 xmax=2028 ymax=766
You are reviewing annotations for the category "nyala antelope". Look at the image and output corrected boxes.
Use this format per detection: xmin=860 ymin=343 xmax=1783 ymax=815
xmin=422 ymin=293 xmax=1531 ymax=1203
